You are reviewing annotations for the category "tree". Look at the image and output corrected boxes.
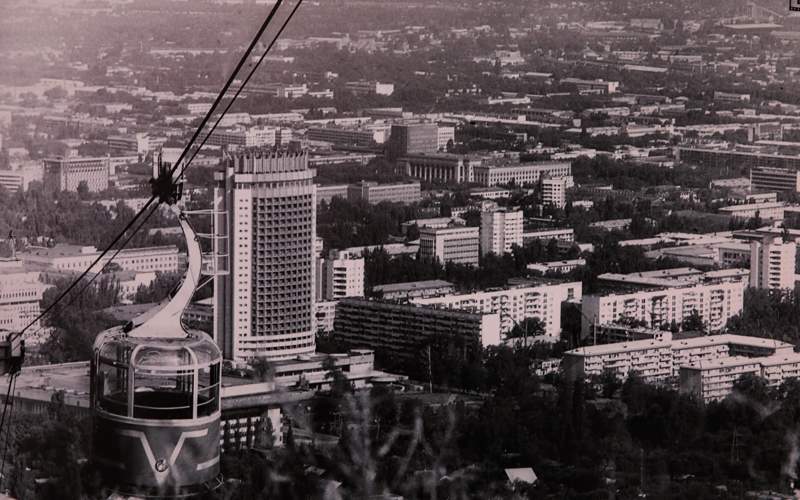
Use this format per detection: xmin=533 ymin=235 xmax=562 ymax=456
xmin=681 ymin=309 xmax=706 ymax=333
xmin=76 ymin=181 xmax=90 ymax=200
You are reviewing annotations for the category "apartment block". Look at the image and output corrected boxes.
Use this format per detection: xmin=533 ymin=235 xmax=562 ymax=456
xmin=750 ymin=167 xmax=800 ymax=193
xmin=718 ymin=201 xmax=785 ymax=221
xmin=541 ymin=176 xmax=571 ymax=208
xmin=419 ymin=226 xmax=480 ymax=266
xmin=411 ymin=281 xmax=583 ymax=342
xmin=480 ymin=208 xmax=523 ymax=256
xmin=565 ymin=333 xmax=793 ymax=385
xmin=680 ymin=351 xmax=800 ymax=403
xmin=333 ymin=298 xmax=501 ymax=369
xmin=581 ymin=279 xmax=745 ymax=338
xmin=522 ymin=228 xmax=575 ymax=243
xmin=750 ymin=236 xmax=796 ymax=290
xmin=317 ymin=250 xmax=365 ymax=301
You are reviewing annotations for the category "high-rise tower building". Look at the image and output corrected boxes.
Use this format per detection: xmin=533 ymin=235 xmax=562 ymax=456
xmin=480 ymin=208 xmax=523 ymax=256
xmin=213 ymin=150 xmax=316 ymax=360
xmin=750 ymin=235 xmax=796 ymax=290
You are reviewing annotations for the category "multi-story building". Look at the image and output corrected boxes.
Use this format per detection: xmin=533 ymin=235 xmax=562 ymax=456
xmin=315 ymin=300 xmax=337 ymax=333
xmin=581 ymin=279 xmax=745 ymax=338
xmin=387 ymin=123 xmax=439 ymax=158
xmin=0 ymin=161 xmax=43 ymax=193
xmin=333 ymin=298 xmax=501 ymax=369
xmin=43 ymin=156 xmax=109 ymax=192
xmin=344 ymin=81 xmax=395 ymax=96
xmin=750 ymin=236 xmax=796 ymax=290
xmin=107 ymin=133 xmax=154 ymax=156
xmin=0 ymin=267 xmax=50 ymax=333
xmin=316 ymin=184 xmax=349 ymax=204
xmin=21 ymin=245 xmax=180 ymax=273
xmin=371 ymin=279 xmax=455 ymax=301
xmin=522 ymin=228 xmax=575 ymax=243
xmin=713 ymin=91 xmax=750 ymax=103
xmin=472 ymin=161 xmax=571 ymax=187
xmin=750 ymin=167 xmax=800 ymax=193
xmin=678 ymin=147 xmax=800 ymax=171
xmin=347 ymin=181 xmax=421 ymax=205
xmin=565 ymin=333 xmax=793 ymax=386
xmin=213 ymin=151 xmax=316 ymax=361
xmin=560 ymin=78 xmax=620 ymax=94
xmin=206 ymin=126 xmax=277 ymax=149
xmin=306 ymin=127 xmax=384 ymax=147
xmin=318 ymin=250 xmax=364 ymax=301
xmin=400 ymin=153 xmax=480 ymax=184
xmin=419 ymin=226 xmax=480 ymax=266
xmin=540 ymin=176 xmax=571 ymax=208
xmin=680 ymin=351 xmax=800 ymax=403
xmin=411 ymin=281 xmax=583 ymax=342
xmin=437 ymin=126 xmax=455 ymax=150
xmin=480 ymin=208 xmax=523 ymax=256
xmin=718 ymin=201 xmax=786 ymax=221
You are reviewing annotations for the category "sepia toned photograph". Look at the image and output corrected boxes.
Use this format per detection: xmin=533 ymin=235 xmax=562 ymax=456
xmin=2 ymin=0 xmax=800 ymax=498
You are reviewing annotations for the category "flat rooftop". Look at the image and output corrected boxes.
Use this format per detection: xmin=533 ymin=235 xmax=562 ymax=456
xmin=372 ymin=279 xmax=454 ymax=293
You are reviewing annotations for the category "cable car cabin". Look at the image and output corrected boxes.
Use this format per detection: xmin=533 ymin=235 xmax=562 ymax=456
xmin=91 ymin=327 xmax=222 ymax=498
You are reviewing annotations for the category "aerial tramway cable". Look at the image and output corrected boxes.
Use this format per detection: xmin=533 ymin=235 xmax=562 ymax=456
xmin=16 ymin=0 xmax=300 ymax=339
xmin=0 ymin=0 xmax=305 ymax=485
xmin=20 ymin=0 xmax=305 ymax=344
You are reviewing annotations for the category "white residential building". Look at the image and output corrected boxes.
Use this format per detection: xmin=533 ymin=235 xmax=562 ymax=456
xmin=565 ymin=332 xmax=793 ymax=386
xmin=581 ymin=279 xmax=746 ymax=338
xmin=437 ymin=126 xmax=455 ymax=150
xmin=480 ymin=209 xmax=523 ymax=256
xmin=750 ymin=236 xmax=796 ymax=290
xmin=680 ymin=351 xmax=800 ymax=403
xmin=318 ymin=251 xmax=365 ymax=301
xmin=540 ymin=176 xmax=571 ymax=208
xmin=411 ymin=281 xmax=583 ymax=342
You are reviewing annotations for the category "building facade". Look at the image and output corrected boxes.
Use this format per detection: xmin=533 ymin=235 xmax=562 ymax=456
xmin=419 ymin=226 xmax=480 ymax=266
xmin=400 ymin=153 xmax=479 ymax=184
xmin=472 ymin=161 xmax=571 ymax=187
xmin=750 ymin=236 xmax=796 ymax=290
xmin=334 ymin=298 xmax=501 ymax=368
xmin=21 ymin=245 xmax=180 ymax=273
xmin=213 ymin=151 xmax=317 ymax=361
xmin=541 ymin=176 xmax=571 ymax=208
xmin=411 ymin=281 xmax=583 ymax=342
xmin=347 ymin=181 xmax=422 ymax=205
xmin=581 ymin=280 xmax=746 ymax=338
xmin=387 ymin=123 xmax=439 ymax=158
xmin=318 ymin=250 xmax=365 ymax=301
xmin=43 ymin=156 xmax=109 ymax=193
xmin=480 ymin=209 xmax=523 ymax=256
xmin=750 ymin=167 xmax=800 ymax=193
